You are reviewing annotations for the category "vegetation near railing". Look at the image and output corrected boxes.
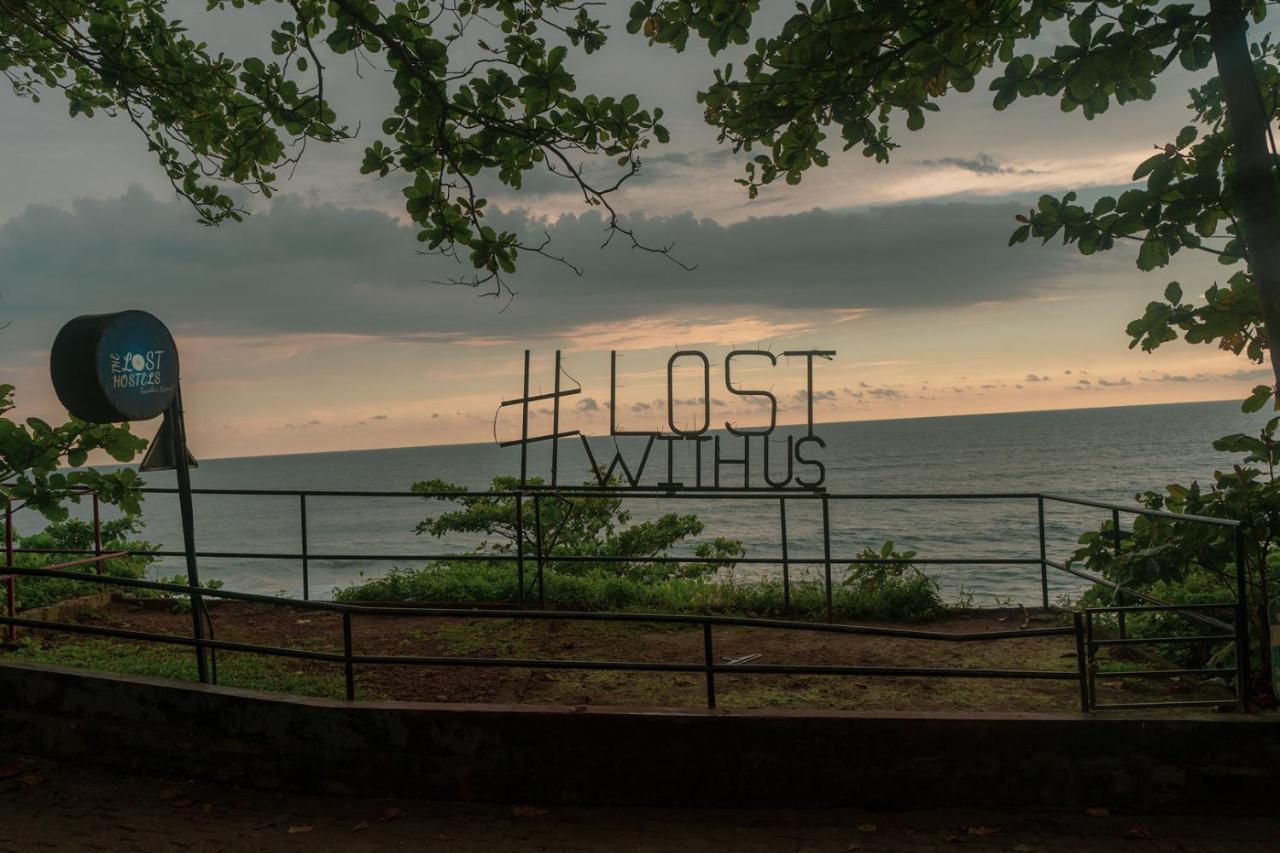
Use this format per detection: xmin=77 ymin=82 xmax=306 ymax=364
xmin=0 ymin=485 xmax=1253 ymax=713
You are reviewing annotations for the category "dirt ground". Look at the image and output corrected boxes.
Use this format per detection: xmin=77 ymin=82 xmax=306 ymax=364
xmin=4 ymin=599 xmax=1237 ymax=712
xmin=0 ymin=751 xmax=1276 ymax=852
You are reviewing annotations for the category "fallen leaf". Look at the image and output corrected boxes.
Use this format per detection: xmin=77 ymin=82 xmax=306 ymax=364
xmin=381 ymin=807 xmax=403 ymax=822
xmin=202 ymin=804 xmax=213 ymax=814
xmin=1013 ymin=845 xmax=1033 ymax=852
xmin=18 ymin=773 xmax=43 ymax=787
xmin=286 ymin=825 xmax=313 ymax=834
xmin=1085 ymin=807 xmax=1110 ymax=817
xmin=513 ymin=805 xmax=547 ymax=818
xmin=170 ymin=798 xmax=194 ymax=809
xmin=967 ymin=826 xmax=1000 ymax=836
xmin=856 ymin=823 xmax=877 ymax=833
xmin=1125 ymin=825 xmax=1152 ymax=839
xmin=159 ymin=789 xmax=180 ymax=800
xmin=352 ymin=821 xmax=369 ymax=833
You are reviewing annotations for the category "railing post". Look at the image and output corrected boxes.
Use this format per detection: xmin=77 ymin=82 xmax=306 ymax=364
xmin=4 ymin=497 xmax=13 ymax=642
xmin=1111 ymin=508 xmax=1125 ymax=638
xmin=1073 ymin=610 xmax=1090 ymax=713
xmin=515 ymin=493 xmax=526 ymax=609
xmin=1085 ymin=609 xmax=1098 ymax=709
xmin=342 ymin=611 xmax=355 ymax=701
xmin=300 ymin=494 xmax=310 ymax=601
xmin=779 ymin=498 xmax=790 ymax=612
xmin=533 ymin=494 xmax=545 ymax=609
xmin=703 ymin=621 xmax=716 ymax=709
xmin=92 ymin=493 xmax=103 ymax=575
xmin=1233 ymin=525 xmax=1251 ymax=711
xmin=821 ymin=496 xmax=833 ymax=623
xmin=1037 ymin=496 xmax=1048 ymax=610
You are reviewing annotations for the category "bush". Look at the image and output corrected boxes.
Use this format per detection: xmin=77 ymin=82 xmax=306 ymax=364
xmin=3 ymin=517 xmax=157 ymax=611
xmin=335 ymin=558 xmax=948 ymax=622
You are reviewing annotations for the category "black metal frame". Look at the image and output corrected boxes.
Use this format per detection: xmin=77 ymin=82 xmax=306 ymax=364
xmin=0 ymin=487 xmax=1251 ymax=712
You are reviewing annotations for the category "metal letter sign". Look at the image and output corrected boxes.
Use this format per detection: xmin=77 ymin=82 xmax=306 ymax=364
xmin=50 ymin=311 xmax=209 ymax=683
xmin=500 ymin=348 xmax=835 ymax=491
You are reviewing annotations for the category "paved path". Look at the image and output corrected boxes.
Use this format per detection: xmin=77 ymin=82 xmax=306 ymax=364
xmin=0 ymin=753 xmax=1275 ymax=852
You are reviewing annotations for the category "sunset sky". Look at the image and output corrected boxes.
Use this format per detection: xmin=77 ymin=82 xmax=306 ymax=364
xmin=2 ymin=2 xmax=1269 ymax=459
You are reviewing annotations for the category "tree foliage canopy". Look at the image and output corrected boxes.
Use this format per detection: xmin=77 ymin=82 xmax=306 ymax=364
xmin=1 ymin=0 xmax=676 ymax=297
xmin=630 ymin=0 xmax=1279 ymax=403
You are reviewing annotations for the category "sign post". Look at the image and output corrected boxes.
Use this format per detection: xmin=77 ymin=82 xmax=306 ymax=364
xmin=50 ymin=311 xmax=207 ymax=683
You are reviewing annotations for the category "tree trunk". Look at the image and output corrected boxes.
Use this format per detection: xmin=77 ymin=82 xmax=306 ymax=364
xmin=1209 ymin=1 xmax=1280 ymax=390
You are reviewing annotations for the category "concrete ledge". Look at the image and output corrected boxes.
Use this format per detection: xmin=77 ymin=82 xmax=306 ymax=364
xmin=0 ymin=660 xmax=1276 ymax=811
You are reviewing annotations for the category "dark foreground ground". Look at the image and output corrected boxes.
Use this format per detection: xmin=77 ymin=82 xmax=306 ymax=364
xmin=0 ymin=753 xmax=1275 ymax=852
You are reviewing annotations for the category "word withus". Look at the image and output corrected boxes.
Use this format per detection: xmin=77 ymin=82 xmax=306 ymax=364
xmin=499 ymin=349 xmax=835 ymax=491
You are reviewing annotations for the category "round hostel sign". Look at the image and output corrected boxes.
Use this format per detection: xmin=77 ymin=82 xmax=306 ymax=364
xmin=50 ymin=310 xmax=179 ymax=423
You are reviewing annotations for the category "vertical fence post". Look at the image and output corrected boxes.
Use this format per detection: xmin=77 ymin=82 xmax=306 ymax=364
xmin=1037 ymin=496 xmax=1048 ymax=610
xmin=342 ymin=610 xmax=355 ymax=701
xmin=703 ymin=621 xmax=716 ymax=709
xmin=821 ymin=496 xmax=833 ymax=623
xmin=1233 ymin=525 xmax=1251 ymax=711
xmin=1110 ymin=508 xmax=1126 ymax=639
xmin=533 ymin=494 xmax=545 ymax=609
xmin=92 ymin=493 xmax=103 ymax=575
xmin=1073 ymin=610 xmax=1090 ymax=713
xmin=1085 ymin=609 xmax=1098 ymax=709
xmin=4 ymin=498 xmax=13 ymax=643
xmin=300 ymin=494 xmax=310 ymax=601
xmin=779 ymin=498 xmax=790 ymax=612
xmin=515 ymin=493 xmax=526 ymax=610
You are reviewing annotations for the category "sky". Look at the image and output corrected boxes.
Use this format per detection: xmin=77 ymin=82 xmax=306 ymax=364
xmin=1 ymin=2 xmax=1271 ymax=459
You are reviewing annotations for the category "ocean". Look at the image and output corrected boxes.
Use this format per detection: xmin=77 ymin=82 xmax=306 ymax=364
xmin=78 ymin=399 xmax=1268 ymax=604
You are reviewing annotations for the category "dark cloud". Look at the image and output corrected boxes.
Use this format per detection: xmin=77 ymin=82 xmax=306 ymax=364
xmin=918 ymin=152 xmax=1040 ymax=176
xmin=575 ymin=397 xmax=601 ymax=412
xmin=1025 ymin=373 xmax=1050 ymax=382
xmin=0 ymin=187 xmax=1129 ymax=352
xmin=371 ymin=413 xmax=388 ymax=420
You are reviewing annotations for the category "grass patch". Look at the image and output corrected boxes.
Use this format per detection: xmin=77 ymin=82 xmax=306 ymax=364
xmin=334 ymin=561 xmax=948 ymax=622
xmin=10 ymin=638 xmax=351 ymax=699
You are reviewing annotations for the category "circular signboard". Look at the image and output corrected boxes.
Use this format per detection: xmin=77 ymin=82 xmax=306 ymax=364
xmin=50 ymin=310 xmax=179 ymax=423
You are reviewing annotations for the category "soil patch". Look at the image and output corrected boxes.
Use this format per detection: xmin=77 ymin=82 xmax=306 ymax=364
xmin=3 ymin=600 xmax=1234 ymax=713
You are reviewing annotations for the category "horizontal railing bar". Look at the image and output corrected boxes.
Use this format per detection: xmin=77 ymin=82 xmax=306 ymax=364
xmin=10 ymin=547 xmax=1041 ymax=567
xmin=1091 ymin=700 xmax=1236 ymax=711
xmin=1090 ymin=634 xmax=1236 ymax=647
xmin=1041 ymin=494 xmax=1239 ymax=527
xmin=4 ymin=551 xmax=128 ymax=574
xmin=0 ymin=566 xmax=1076 ymax=640
xmin=1092 ymin=668 xmax=1230 ymax=679
xmin=130 ymin=487 xmax=1045 ymax=500
xmin=1045 ymin=560 xmax=1235 ymax=632
xmin=0 ymin=616 xmax=346 ymax=664
xmin=1085 ymin=603 xmax=1236 ymax=614
xmin=0 ymin=614 xmax=1083 ymax=684
xmin=707 ymin=663 xmax=1080 ymax=680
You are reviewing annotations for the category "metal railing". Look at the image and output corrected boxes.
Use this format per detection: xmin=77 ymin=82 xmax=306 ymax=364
xmin=0 ymin=487 xmax=1252 ymax=712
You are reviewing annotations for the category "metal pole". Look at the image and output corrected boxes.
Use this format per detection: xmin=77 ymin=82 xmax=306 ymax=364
xmin=533 ymin=494 xmax=545 ymax=609
xmin=169 ymin=395 xmax=208 ymax=684
xmin=515 ymin=494 xmax=526 ymax=610
xmin=780 ymin=498 xmax=790 ymax=611
xmin=1085 ymin=610 xmax=1097 ymax=709
xmin=4 ymin=498 xmax=13 ymax=643
xmin=551 ymin=351 xmax=561 ymax=487
xmin=520 ymin=350 xmax=530 ymax=487
xmin=300 ymin=494 xmax=310 ymax=601
xmin=1037 ymin=496 xmax=1048 ymax=610
xmin=703 ymin=621 xmax=716 ymax=709
xmin=1233 ymin=525 xmax=1251 ymax=711
xmin=822 ymin=496 xmax=833 ymax=623
xmin=342 ymin=611 xmax=354 ymax=701
xmin=92 ymin=493 xmax=103 ymax=575
xmin=1112 ymin=509 xmax=1126 ymax=639
xmin=1073 ymin=611 xmax=1090 ymax=713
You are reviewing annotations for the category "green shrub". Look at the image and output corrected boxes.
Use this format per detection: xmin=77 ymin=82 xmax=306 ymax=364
xmin=2 ymin=517 xmax=157 ymax=611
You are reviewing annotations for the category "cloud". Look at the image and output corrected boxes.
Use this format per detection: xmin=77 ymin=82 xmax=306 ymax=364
xmin=372 ymin=413 xmax=389 ymax=420
xmin=0 ymin=187 xmax=1126 ymax=353
xmin=575 ymin=397 xmax=601 ymax=412
xmin=1025 ymin=373 xmax=1051 ymax=382
xmin=918 ymin=153 xmax=1041 ymax=176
